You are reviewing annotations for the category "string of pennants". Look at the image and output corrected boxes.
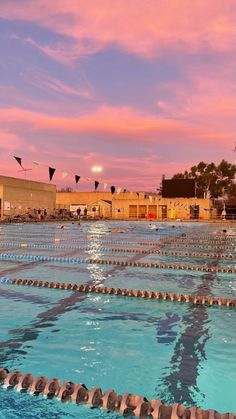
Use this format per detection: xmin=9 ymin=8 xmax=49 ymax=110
xmin=13 ymin=156 xmax=117 ymax=195
xmin=12 ymin=156 xmax=191 ymax=208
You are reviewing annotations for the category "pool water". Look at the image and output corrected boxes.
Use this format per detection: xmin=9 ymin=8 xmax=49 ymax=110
xmin=0 ymin=221 xmax=235 ymax=418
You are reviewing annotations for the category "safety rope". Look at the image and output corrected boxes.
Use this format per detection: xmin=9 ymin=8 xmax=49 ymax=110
xmin=159 ymin=243 xmax=235 ymax=250
xmin=0 ymin=277 xmax=235 ymax=308
xmin=0 ymin=235 xmax=235 ymax=250
xmin=0 ymin=242 xmax=234 ymax=259
xmin=46 ymin=239 xmax=236 ymax=250
xmin=0 ymin=253 xmax=235 ymax=273
xmin=0 ymin=368 xmax=235 ymax=418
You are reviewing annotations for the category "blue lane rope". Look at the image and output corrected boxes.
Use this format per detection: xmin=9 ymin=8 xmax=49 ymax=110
xmin=0 ymin=253 xmax=89 ymax=264
xmin=0 ymin=242 xmax=234 ymax=258
xmin=0 ymin=238 xmax=158 ymax=246
xmin=0 ymin=277 xmax=12 ymax=284
xmin=0 ymin=242 xmax=139 ymax=253
xmin=0 ymin=253 xmax=235 ymax=273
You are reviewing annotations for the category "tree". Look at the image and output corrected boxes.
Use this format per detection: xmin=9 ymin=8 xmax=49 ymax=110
xmin=172 ymin=160 xmax=236 ymax=198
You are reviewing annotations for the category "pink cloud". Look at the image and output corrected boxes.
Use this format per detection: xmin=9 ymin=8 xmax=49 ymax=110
xmin=0 ymin=105 xmax=234 ymax=148
xmin=24 ymin=68 xmax=94 ymax=99
xmin=1 ymin=0 xmax=235 ymax=62
xmin=0 ymin=131 xmax=21 ymax=152
xmin=23 ymin=37 xmax=98 ymax=65
xmin=0 ymin=106 xmax=207 ymax=141
xmin=154 ymin=61 xmax=236 ymax=138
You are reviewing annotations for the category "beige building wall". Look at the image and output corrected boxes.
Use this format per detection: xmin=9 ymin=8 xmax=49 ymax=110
xmin=0 ymin=179 xmax=213 ymax=221
xmin=0 ymin=176 xmax=56 ymax=218
xmin=112 ymin=196 xmax=212 ymax=221
xmin=98 ymin=200 xmax=112 ymax=218
xmin=56 ymin=191 xmax=213 ymax=221
xmin=56 ymin=192 xmax=113 ymax=208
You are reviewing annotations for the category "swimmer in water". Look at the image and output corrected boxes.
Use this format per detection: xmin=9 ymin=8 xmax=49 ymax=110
xmin=148 ymin=224 xmax=157 ymax=230
xmin=111 ymin=229 xmax=128 ymax=233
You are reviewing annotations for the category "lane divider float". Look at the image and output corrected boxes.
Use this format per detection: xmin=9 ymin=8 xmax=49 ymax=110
xmin=0 ymin=367 xmax=235 ymax=418
xmin=1 ymin=277 xmax=235 ymax=308
xmin=0 ymin=253 xmax=235 ymax=273
xmin=0 ymin=235 xmax=234 ymax=249
xmin=0 ymin=242 xmax=235 ymax=259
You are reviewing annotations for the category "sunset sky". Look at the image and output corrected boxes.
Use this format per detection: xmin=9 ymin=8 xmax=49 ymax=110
xmin=0 ymin=0 xmax=235 ymax=191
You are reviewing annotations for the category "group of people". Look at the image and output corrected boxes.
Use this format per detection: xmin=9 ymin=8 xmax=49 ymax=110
xmin=76 ymin=207 xmax=87 ymax=219
xmin=25 ymin=208 xmax=47 ymax=221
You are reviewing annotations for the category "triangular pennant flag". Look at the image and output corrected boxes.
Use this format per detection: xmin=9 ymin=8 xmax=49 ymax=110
xmin=149 ymin=195 xmax=152 ymax=202
xmin=33 ymin=161 xmax=40 ymax=167
xmin=117 ymin=187 xmax=121 ymax=195
xmin=123 ymin=189 xmax=126 ymax=193
xmin=75 ymin=175 xmax=80 ymax=184
xmin=103 ymin=183 xmax=107 ymax=190
xmin=136 ymin=192 xmax=140 ymax=197
xmin=14 ymin=156 xmax=23 ymax=168
xmin=49 ymin=167 xmax=56 ymax=181
xmin=95 ymin=180 xmax=99 ymax=191
xmin=62 ymin=171 xmax=68 ymax=178
xmin=111 ymin=185 xmax=115 ymax=194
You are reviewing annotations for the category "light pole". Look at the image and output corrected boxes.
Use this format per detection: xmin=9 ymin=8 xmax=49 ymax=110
xmin=91 ymin=165 xmax=103 ymax=218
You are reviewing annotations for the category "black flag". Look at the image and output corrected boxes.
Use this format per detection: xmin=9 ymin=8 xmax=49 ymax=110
xmin=136 ymin=192 xmax=140 ymax=197
xmin=75 ymin=175 xmax=80 ymax=184
xmin=49 ymin=167 xmax=56 ymax=181
xmin=111 ymin=185 xmax=115 ymax=194
xmin=14 ymin=156 xmax=23 ymax=168
xmin=95 ymin=180 xmax=99 ymax=191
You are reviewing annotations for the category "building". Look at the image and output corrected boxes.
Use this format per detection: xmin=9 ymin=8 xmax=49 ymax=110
xmin=56 ymin=191 xmax=214 ymax=220
xmin=0 ymin=176 xmax=56 ymax=219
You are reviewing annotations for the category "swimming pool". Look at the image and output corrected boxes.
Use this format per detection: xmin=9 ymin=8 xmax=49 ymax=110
xmin=0 ymin=221 xmax=235 ymax=418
